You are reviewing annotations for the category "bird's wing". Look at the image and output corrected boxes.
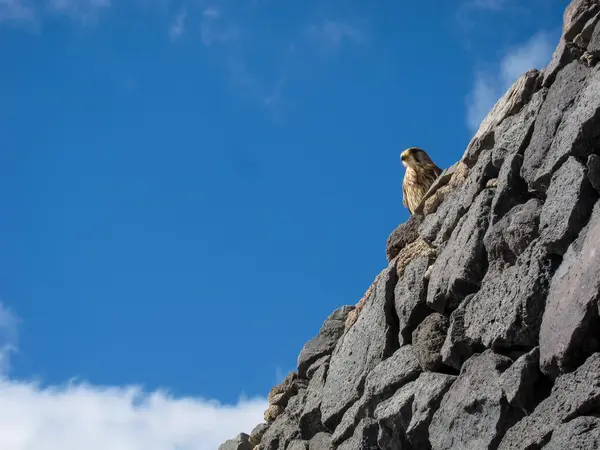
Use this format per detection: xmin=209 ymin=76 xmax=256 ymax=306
xmin=402 ymin=180 xmax=411 ymax=213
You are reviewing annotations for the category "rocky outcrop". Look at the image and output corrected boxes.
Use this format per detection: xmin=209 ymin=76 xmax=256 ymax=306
xmin=220 ymin=1 xmax=600 ymax=448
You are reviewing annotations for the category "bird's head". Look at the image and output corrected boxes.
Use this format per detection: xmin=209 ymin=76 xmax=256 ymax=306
xmin=400 ymin=147 xmax=433 ymax=169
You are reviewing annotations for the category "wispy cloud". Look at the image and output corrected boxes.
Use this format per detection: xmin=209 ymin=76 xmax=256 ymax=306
xmin=468 ymin=0 xmax=509 ymax=11
xmin=305 ymin=19 xmax=366 ymax=55
xmin=0 ymin=303 xmax=267 ymax=450
xmin=0 ymin=0 xmax=34 ymax=23
xmin=168 ymin=7 xmax=186 ymax=41
xmin=466 ymin=31 xmax=555 ymax=132
xmin=47 ymin=0 xmax=111 ymax=25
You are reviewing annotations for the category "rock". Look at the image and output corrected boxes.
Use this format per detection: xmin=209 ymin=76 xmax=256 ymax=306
xmin=522 ymin=61 xmax=590 ymax=191
xmin=464 ymin=70 xmax=541 ymax=165
xmin=288 ymin=440 xmax=308 ymax=450
xmin=320 ymin=263 xmax=398 ymax=430
xmin=420 ymin=163 xmax=470 ymax=216
xmin=394 ymin=237 xmax=436 ymax=279
xmin=219 ymin=433 xmax=253 ymax=450
xmin=337 ymin=418 xmax=380 ymax=450
xmin=442 ymin=242 xmax=556 ymax=369
xmin=539 ymin=203 xmax=600 ymax=379
xmin=543 ymin=38 xmax=584 ymax=87
xmin=331 ymin=345 xmax=421 ymax=445
xmin=574 ymin=12 xmax=600 ymax=47
xmin=429 ymin=350 xmax=520 ymax=450
xmin=590 ymin=14 xmax=600 ymax=53
xmin=267 ymin=372 xmax=298 ymax=406
xmin=386 ymin=214 xmax=423 ymax=261
xmin=395 ymin=257 xmax=431 ymax=346
xmin=308 ymin=432 xmax=332 ymax=450
xmin=490 ymin=154 xmax=529 ymax=225
xmin=297 ymin=306 xmax=354 ymax=378
xmin=588 ymin=154 xmax=600 ymax=193
xmin=420 ymin=152 xmax=495 ymax=247
xmin=539 ymin=157 xmax=596 ymax=255
xmin=376 ymin=372 xmax=456 ymax=450
xmin=499 ymin=353 xmax=600 ymax=450
xmin=526 ymin=64 xmax=600 ymax=192
xmin=249 ymin=423 xmax=269 ymax=447
xmin=543 ymin=416 xmax=600 ymax=450
xmin=299 ymin=360 xmax=328 ymax=439
xmin=412 ymin=313 xmax=449 ymax=372
xmin=426 ymin=188 xmax=494 ymax=314
xmin=264 ymin=405 xmax=285 ymax=423
xmin=306 ymin=356 xmax=329 ymax=380
xmin=563 ymin=0 xmax=600 ymax=42
xmin=484 ymin=199 xmax=542 ymax=265
xmin=499 ymin=347 xmax=542 ymax=412
xmin=375 ymin=382 xmax=414 ymax=450
xmin=440 ymin=295 xmax=478 ymax=371
xmin=261 ymin=406 xmax=302 ymax=450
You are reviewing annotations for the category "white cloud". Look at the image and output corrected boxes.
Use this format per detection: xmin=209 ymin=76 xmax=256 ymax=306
xmin=0 ymin=303 xmax=268 ymax=450
xmin=169 ymin=8 xmax=186 ymax=41
xmin=466 ymin=31 xmax=555 ymax=132
xmin=202 ymin=6 xmax=219 ymax=19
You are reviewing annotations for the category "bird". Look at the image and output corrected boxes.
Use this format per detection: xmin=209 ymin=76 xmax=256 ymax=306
xmin=400 ymin=147 xmax=443 ymax=215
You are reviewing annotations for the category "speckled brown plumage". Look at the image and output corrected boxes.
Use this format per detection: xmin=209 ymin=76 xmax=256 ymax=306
xmin=401 ymin=147 xmax=443 ymax=215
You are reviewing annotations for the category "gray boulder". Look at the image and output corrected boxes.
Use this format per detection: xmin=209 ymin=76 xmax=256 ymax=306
xmin=395 ymin=257 xmax=431 ymax=346
xmin=320 ymin=264 xmax=398 ymax=430
xmin=297 ymin=306 xmax=354 ymax=379
xmin=543 ymin=416 xmax=600 ymax=450
xmin=426 ymin=188 xmax=494 ymax=314
xmin=499 ymin=353 xmax=600 ymax=450
xmin=412 ymin=313 xmax=449 ymax=372
xmin=429 ymin=350 xmax=520 ymax=450
xmin=539 ymin=202 xmax=600 ymax=379
xmin=218 ymin=433 xmax=253 ymax=450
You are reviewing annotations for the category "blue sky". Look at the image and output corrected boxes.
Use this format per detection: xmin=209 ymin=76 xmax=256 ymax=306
xmin=0 ymin=0 xmax=568 ymax=447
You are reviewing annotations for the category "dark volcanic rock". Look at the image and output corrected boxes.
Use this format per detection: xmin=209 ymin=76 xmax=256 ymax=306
xmin=499 ymin=347 xmax=542 ymax=413
xmin=218 ymin=433 xmax=253 ymax=450
xmin=386 ymin=214 xmax=423 ymax=261
xmin=288 ymin=440 xmax=308 ymax=450
xmin=308 ymin=432 xmax=332 ymax=450
xmin=261 ymin=407 xmax=302 ymax=450
xmin=331 ymin=345 xmax=421 ymax=445
xmin=539 ymin=202 xmax=600 ymax=379
xmin=484 ymin=199 xmax=542 ymax=265
xmin=395 ymin=257 xmax=431 ymax=346
xmin=426 ymin=188 xmax=494 ymax=314
xmin=563 ymin=0 xmax=600 ymax=42
xmin=522 ymin=61 xmax=591 ymax=191
xmin=429 ymin=350 xmax=520 ymax=450
xmin=525 ymin=64 xmax=600 ymax=192
xmin=320 ymin=264 xmax=398 ymax=430
xmin=490 ymin=89 xmax=546 ymax=170
xmin=539 ymin=157 xmax=596 ymax=255
xmin=442 ymin=242 xmax=556 ymax=370
xmin=337 ymin=418 xmax=380 ymax=450
xmin=412 ymin=313 xmax=449 ymax=372
xmin=300 ymin=360 xmax=329 ymax=439
xmin=542 ymin=416 xmax=600 ymax=450
xmin=420 ymin=151 xmax=495 ymax=246
xmin=542 ymin=38 xmax=584 ymax=87
xmin=297 ymin=306 xmax=354 ymax=379
xmin=490 ymin=154 xmax=529 ymax=225
xmin=249 ymin=423 xmax=269 ymax=447
xmin=591 ymin=14 xmax=600 ymax=54
xmin=499 ymin=353 xmax=600 ymax=450
xmin=587 ymin=154 xmax=600 ymax=193
xmin=376 ymin=372 xmax=455 ymax=450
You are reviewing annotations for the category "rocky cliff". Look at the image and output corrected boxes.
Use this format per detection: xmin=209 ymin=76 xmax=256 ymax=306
xmin=220 ymin=1 xmax=600 ymax=448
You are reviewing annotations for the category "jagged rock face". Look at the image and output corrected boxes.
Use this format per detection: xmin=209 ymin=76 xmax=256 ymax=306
xmin=220 ymin=1 xmax=600 ymax=448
